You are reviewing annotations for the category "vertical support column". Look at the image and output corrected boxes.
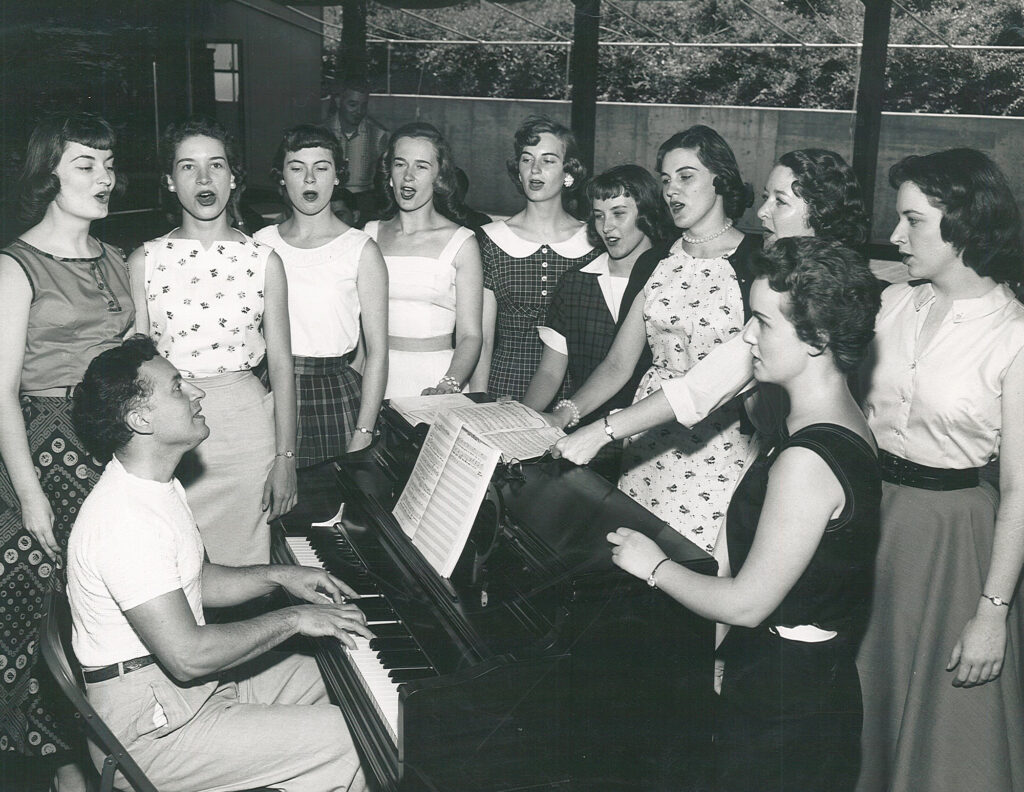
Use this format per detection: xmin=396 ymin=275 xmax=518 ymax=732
xmin=341 ymin=0 xmax=368 ymax=82
xmin=571 ymin=0 xmax=600 ymax=176
xmin=852 ymin=0 xmax=893 ymax=225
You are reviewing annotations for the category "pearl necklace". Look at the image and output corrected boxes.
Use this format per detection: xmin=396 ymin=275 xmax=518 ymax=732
xmin=681 ymin=219 xmax=733 ymax=245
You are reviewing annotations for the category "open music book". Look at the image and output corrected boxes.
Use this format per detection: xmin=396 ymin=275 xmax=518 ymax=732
xmin=387 ymin=397 xmax=565 ymax=463
xmin=392 ymin=412 xmax=501 ymax=577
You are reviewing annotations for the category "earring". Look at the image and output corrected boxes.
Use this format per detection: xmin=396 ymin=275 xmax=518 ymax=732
xmin=168 ymin=185 xmax=176 ymax=192
xmin=230 ymin=181 xmax=236 ymax=190
xmin=563 ymin=174 xmax=574 ymax=188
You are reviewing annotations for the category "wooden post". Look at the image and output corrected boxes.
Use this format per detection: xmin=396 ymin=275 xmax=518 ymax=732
xmin=340 ymin=0 xmax=368 ymax=82
xmin=570 ymin=0 xmax=599 ymax=176
xmin=852 ymin=0 xmax=893 ymax=223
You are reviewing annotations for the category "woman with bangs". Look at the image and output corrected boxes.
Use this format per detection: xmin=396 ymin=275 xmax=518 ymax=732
xmin=856 ymin=150 xmax=1024 ymax=792
xmin=471 ymin=115 xmax=598 ymax=400
xmin=365 ymin=122 xmax=482 ymax=398
xmin=551 ymin=126 xmax=758 ymax=555
xmin=0 ymin=112 xmax=134 ymax=789
xmin=128 ymin=116 xmax=296 ymax=566
xmin=254 ymin=124 xmax=388 ymax=462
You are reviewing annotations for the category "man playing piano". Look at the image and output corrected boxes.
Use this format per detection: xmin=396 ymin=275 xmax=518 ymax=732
xmin=66 ymin=334 xmax=370 ymax=792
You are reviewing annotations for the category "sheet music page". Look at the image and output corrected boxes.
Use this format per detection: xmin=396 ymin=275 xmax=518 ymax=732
xmin=392 ymin=413 xmax=462 ymax=538
xmin=449 ymin=402 xmax=565 ymax=461
xmin=392 ymin=413 xmax=500 ymax=577
xmin=387 ymin=393 xmax=476 ymax=426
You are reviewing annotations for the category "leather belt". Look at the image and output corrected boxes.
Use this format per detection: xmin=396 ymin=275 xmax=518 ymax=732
xmin=82 ymin=654 xmax=157 ymax=683
xmin=879 ymin=450 xmax=979 ymax=491
xmin=22 ymin=386 xmax=77 ymax=398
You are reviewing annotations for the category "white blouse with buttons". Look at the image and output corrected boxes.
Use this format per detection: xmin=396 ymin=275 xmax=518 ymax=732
xmin=862 ymin=281 xmax=1024 ymax=469
xmin=143 ymin=232 xmax=271 ymax=378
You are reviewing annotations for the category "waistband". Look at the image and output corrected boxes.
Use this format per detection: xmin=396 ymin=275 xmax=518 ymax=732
xmin=82 ymin=654 xmax=157 ymax=684
xmin=294 ymin=353 xmax=356 ymax=376
xmin=389 ymin=334 xmax=453 ymax=353
xmin=183 ymin=370 xmax=260 ymax=389
xmin=22 ymin=386 xmax=77 ymax=398
xmin=879 ymin=450 xmax=980 ymax=491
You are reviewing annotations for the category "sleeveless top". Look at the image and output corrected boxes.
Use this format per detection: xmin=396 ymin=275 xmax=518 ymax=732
xmin=143 ymin=232 xmax=272 ymax=378
xmin=4 ymin=238 xmax=134 ymax=391
xmin=725 ymin=423 xmax=881 ymax=641
xmin=253 ymin=224 xmax=370 ymax=358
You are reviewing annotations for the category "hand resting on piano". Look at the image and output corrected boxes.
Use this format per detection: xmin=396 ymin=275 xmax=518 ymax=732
xmin=270 ymin=565 xmax=374 ymax=650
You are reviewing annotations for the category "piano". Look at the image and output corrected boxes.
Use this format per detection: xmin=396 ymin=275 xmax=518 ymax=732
xmin=273 ymin=405 xmax=717 ymax=791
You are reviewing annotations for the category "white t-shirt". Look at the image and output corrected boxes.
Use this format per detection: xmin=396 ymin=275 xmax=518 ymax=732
xmin=67 ymin=456 xmax=206 ymax=667
xmin=254 ymin=224 xmax=370 ymax=358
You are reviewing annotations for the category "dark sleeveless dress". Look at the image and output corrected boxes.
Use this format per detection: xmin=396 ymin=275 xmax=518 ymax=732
xmin=715 ymin=424 xmax=881 ymax=792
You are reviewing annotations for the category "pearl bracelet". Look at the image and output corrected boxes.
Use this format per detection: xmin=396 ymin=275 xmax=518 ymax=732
xmin=554 ymin=398 xmax=581 ymax=429
xmin=438 ymin=375 xmax=462 ymax=392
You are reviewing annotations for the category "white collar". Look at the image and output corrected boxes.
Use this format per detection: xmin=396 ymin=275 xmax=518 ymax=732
xmin=580 ymin=253 xmax=611 ymax=275
xmin=482 ymin=220 xmax=593 ymax=259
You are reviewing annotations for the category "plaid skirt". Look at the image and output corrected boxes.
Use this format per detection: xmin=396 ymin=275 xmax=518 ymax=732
xmin=1 ymin=395 xmax=100 ymax=755
xmin=294 ymin=356 xmax=362 ymax=467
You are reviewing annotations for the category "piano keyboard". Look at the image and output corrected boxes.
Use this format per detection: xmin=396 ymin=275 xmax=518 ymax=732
xmin=285 ymin=535 xmax=437 ymax=745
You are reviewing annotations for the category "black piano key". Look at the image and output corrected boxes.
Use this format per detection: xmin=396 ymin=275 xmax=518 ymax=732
xmin=369 ymin=636 xmax=418 ymax=652
xmin=358 ymin=599 xmax=399 ymax=621
xmin=367 ymin=621 xmax=412 ymax=638
xmin=388 ymin=667 xmax=437 ymax=683
xmin=376 ymin=648 xmax=431 ymax=670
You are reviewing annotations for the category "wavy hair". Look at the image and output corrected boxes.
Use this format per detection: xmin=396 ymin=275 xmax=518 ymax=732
xmin=161 ymin=116 xmax=246 ymax=228
xmin=378 ymin=122 xmax=465 ymax=224
xmin=889 ymin=149 xmax=1023 ymax=283
xmin=585 ymin=164 xmax=673 ymax=249
xmin=752 ymin=237 xmax=881 ymax=373
xmin=777 ymin=149 xmax=869 ymax=247
xmin=19 ymin=112 xmax=123 ymax=226
xmin=73 ymin=334 xmax=160 ymax=463
xmin=655 ymin=125 xmax=754 ymax=221
xmin=271 ymin=124 xmax=347 ymax=207
xmin=505 ymin=115 xmax=587 ymax=202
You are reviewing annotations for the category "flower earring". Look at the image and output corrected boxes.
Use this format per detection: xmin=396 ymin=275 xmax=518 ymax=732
xmin=563 ymin=174 xmax=574 ymax=188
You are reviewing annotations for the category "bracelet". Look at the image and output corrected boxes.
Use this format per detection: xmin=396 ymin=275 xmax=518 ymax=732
xmin=275 ymin=450 xmax=295 ymax=459
xmin=554 ymin=398 xmax=581 ymax=429
xmin=982 ymin=593 xmax=1011 ymax=608
xmin=438 ymin=375 xmax=462 ymax=392
xmin=602 ymin=415 xmax=616 ymax=441
xmin=354 ymin=426 xmax=375 ymax=435
xmin=647 ymin=557 xmax=671 ymax=588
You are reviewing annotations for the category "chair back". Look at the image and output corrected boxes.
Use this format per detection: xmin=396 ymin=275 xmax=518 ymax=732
xmin=39 ymin=591 xmax=158 ymax=792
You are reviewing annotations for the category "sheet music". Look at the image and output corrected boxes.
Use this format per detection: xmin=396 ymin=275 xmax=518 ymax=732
xmin=449 ymin=402 xmax=565 ymax=461
xmin=392 ymin=413 xmax=500 ymax=577
xmin=387 ymin=393 xmax=476 ymax=426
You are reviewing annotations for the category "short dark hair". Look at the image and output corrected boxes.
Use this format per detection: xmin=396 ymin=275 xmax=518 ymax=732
xmin=655 ymin=125 xmax=753 ymax=221
xmin=585 ymin=164 xmax=673 ymax=249
xmin=378 ymin=122 xmax=464 ymax=224
xmin=889 ymin=149 xmax=1023 ymax=283
xmin=73 ymin=335 xmax=160 ymax=463
xmin=162 ymin=116 xmax=246 ymax=193
xmin=19 ymin=113 xmax=124 ymax=226
xmin=505 ymin=115 xmax=587 ymax=200
xmin=777 ymin=149 xmax=869 ymax=247
xmin=271 ymin=124 xmax=347 ymax=204
xmin=752 ymin=237 xmax=881 ymax=373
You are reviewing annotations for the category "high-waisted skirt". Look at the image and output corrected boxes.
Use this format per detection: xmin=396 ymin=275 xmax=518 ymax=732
xmin=294 ymin=355 xmax=361 ymax=467
xmin=856 ymin=481 xmax=1024 ymax=792
xmin=176 ymin=371 xmax=275 ymax=566
xmin=0 ymin=395 xmax=101 ymax=755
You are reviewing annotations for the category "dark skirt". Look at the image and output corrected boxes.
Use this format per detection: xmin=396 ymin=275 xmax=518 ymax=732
xmin=716 ymin=627 xmax=863 ymax=792
xmin=0 ymin=395 xmax=102 ymax=755
xmin=294 ymin=356 xmax=361 ymax=467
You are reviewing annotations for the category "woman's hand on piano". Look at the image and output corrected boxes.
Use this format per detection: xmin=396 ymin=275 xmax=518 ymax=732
xmin=608 ymin=527 xmax=669 ymax=582
xmin=550 ymin=421 xmax=609 ymax=465
xmin=290 ymin=603 xmax=374 ymax=649
xmin=346 ymin=431 xmax=373 ymax=453
xmin=274 ymin=565 xmax=360 ymax=604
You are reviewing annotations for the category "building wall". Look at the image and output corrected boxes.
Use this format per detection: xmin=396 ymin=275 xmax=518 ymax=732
xmin=202 ymin=0 xmax=323 ymax=189
xmin=370 ymin=94 xmax=1024 ymax=244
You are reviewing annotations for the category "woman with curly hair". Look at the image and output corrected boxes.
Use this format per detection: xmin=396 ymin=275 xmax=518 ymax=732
xmin=365 ymin=122 xmax=482 ymax=398
xmin=609 ymin=236 xmax=882 ymax=791
xmin=128 ymin=116 xmax=296 ymax=566
xmin=551 ymin=125 xmax=758 ymax=554
xmin=471 ymin=115 xmax=598 ymax=400
xmin=0 ymin=112 xmax=133 ymax=789
xmin=856 ymin=150 xmax=1024 ymax=792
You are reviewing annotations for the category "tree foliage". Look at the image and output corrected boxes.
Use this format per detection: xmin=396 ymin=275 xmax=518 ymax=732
xmin=324 ymin=0 xmax=1024 ymax=116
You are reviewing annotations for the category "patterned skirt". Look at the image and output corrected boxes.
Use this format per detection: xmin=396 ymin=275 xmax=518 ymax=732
xmin=294 ymin=356 xmax=361 ymax=467
xmin=0 ymin=395 xmax=102 ymax=755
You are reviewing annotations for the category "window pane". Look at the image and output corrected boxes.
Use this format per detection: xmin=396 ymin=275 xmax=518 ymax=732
xmin=209 ymin=42 xmax=235 ymax=71
xmin=214 ymin=72 xmax=237 ymax=102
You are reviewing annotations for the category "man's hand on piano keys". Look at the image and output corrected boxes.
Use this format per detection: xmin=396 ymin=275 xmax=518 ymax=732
xmin=272 ymin=564 xmax=360 ymax=605
xmin=290 ymin=602 xmax=375 ymax=649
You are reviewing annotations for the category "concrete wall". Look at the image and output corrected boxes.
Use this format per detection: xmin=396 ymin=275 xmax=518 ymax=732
xmin=204 ymin=0 xmax=323 ymax=189
xmin=370 ymin=95 xmax=1024 ymax=244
